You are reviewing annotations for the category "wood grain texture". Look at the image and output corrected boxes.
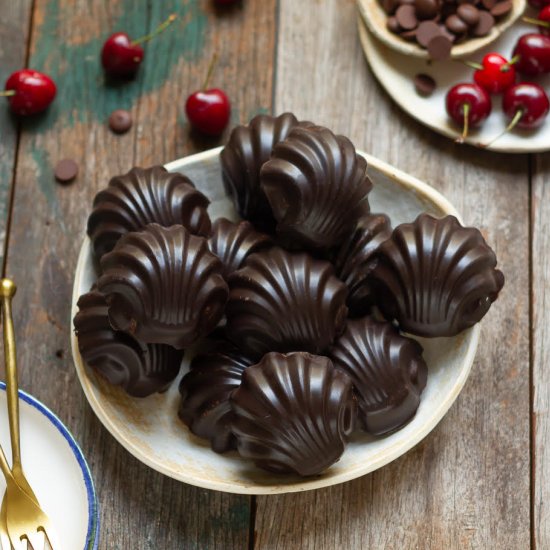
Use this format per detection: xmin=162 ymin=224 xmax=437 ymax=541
xmin=0 ymin=0 xmax=32 ymax=270
xmin=532 ymin=152 xmax=550 ymax=550
xmin=3 ymin=0 xmax=276 ymax=548
xmin=253 ymin=1 xmax=530 ymax=549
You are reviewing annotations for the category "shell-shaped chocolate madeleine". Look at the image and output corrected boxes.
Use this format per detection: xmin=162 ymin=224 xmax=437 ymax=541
xmin=260 ymin=125 xmax=373 ymax=251
xmin=231 ymin=352 xmax=356 ymax=476
xmin=73 ymin=290 xmax=183 ymax=397
xmin=330 ymin=317 xmax=427 ymax=435
xmin=334 ymin=213 xmax=392 ymax=317
xmin=178 ymin=339 xmax=255 ymax=453
xmin=370 ymin=214 xmax=505 ymax=337
xmin=225 ymin=247 xmax=348 ymax=358
xmin=220 ymin=113 xmax=306 ymax=232
xmin=98 ymin=224 xmax=228 ymax=349
xmin=208 ymin=217 xmax=272 ymax=278
xmin=87 ymin=165 xmax=211 ymax=260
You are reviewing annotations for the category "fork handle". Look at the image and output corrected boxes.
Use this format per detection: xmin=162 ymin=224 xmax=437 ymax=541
xmin=0 ymin=280 xmax=21 ymax=470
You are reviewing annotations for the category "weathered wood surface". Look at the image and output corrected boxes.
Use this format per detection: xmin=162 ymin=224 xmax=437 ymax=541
xmin=253 ymin=1 xmax=531 ymax=549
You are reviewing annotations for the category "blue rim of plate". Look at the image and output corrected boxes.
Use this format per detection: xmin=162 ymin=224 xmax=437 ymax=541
xmin=0 ymin=381 xmax=100 ymax=550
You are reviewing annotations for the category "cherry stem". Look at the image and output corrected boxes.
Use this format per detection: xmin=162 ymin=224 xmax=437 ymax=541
xmin=203 ymin=52 xmax=219 ymax=90
xmin=456 ymin=103 xmax=470 ymax=143
xmin=131 ymin=14 xmax=178 ymax=46
xmin=483 ymin=109 xmax=524 ymax=147
xmin=522 ymin=16 xmax=550 ymax=28
xmin=462 ymin=60 xmax=483 ymax=70
xmin=0 ymin=90 xmax=15 ymax=97
xmin=501 ymin=54 xmax=520 ymax=72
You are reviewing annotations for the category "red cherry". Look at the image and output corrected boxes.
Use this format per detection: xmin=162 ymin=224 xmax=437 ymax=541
xmin=186 ymin=89 xmax=231 ymax=135
xmin=473 ymin=53 xmax=516 ymax=94
xmin=2 ymin=70 xmax=57 ymax=116
xmin=502 ymin=82 xmax=550 ymax=128
xmin=528 ymin=0 xmax=550 ymax=9
xmin=512 ymin=33 xmax=550 ymax=76
xmin=446 ymin=83 xmax=491 ymax=141
xmin=523 ymin=6 xmax=550 ymax=35
xmin=101 ymin=15 xmax=177 ymax=77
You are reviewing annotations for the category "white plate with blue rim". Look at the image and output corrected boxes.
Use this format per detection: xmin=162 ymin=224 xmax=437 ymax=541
xmin=0 ymin=382 xmax=98 ymax=549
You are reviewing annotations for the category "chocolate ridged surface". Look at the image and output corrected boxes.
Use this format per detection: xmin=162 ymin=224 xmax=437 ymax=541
xmin=260 ymin=125 xmax=373 ymax=250
xmin=208 ymin=217 xmax=271 ymax=278
xmin=231 ymin=352 xmax=356 ymax=476
xmin=370 ymin=214 xmax=505 ymax=337
xmin=87 ymin=165 xmax=211 ymax=260
xmin=179 ymin=339 xmax=255 ymax=453
xmin=226 ymin=247 xmax=348 ymax=358
xmin=220 ymin=113 xmax=306 ymax=232
xmin=73 ymin=290 xmax=183 ymax=397
xmin=98 ymin=224 xmax=228 ymax=349
xmin=330 ymin=317 xmax=427 ymax=435
xmin=334 ymin=213 xmax=392 ymax=316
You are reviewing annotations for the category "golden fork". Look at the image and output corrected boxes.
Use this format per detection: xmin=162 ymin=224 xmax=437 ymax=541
xmin=0 ymin=280 xmax=60 ymax=550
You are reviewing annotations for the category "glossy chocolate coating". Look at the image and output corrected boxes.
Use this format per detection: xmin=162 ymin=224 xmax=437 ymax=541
xmin=73 ymin=290 xmax=183 ymax=397
xmin=87 ymin=165 xmax=211 ymax=260
xmin=178 ymin=339 xmax=255 ymax=453
xmin=220 ymin=113 xmax=306 ymax=232
xmin=370 ymin=214 xmax=505 ymax=337
xmin=226 ymin=247 xmax=348 ymax=358
xmin=330 ymin=317 xmax=427 ymax=435
xmin=231 ymin=352 xmax=356 ymax=476
xmin=98 ymin=224 xmax=228 ymax=349
xmin=260 ymin=125 xmax=373 ymax=251
xmin=208 ymin=217 xmax=272 ymax=278
xmin=334 ymin=213 xmax=392 ymax=316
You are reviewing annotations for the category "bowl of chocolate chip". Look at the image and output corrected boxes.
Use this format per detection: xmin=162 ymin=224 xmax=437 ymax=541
xmin=357 ymin=0 xmax=525 ymax=60
xmin=71 ymin=113 xmax=504 ymax=494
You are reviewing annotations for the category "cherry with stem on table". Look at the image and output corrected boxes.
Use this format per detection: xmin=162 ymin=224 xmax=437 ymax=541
xmin=1 ymin=69 xmax=57 ymax=116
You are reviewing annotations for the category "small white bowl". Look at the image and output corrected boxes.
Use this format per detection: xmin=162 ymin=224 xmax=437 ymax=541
xmin=70 ymin=147 xmax=480 ymax=495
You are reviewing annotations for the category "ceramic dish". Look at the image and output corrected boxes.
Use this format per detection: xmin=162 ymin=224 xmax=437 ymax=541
xmin=0 ymin=383 xmax=98 ymax=549
xmin=358 ymin=15 xmax=550 ymax=153
xmin=357 ymin=0 xmax=526 ymax=59
xmin=70 ymin=147 xmax=480 ymax=495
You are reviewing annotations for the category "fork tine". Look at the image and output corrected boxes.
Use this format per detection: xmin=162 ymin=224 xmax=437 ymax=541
xmin=42 ymin=526 xmax=60 ymax=550
xmin=26 ymin=531 xmax=44 ymax=550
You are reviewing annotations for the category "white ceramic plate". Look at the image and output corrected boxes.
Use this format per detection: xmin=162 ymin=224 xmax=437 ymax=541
xmin=0 ymin=383 xmax=98 ymax=549
xmin=70 ymin=147 xmax=480 ymax=495
xmin=358 ymin=14 xmax=550 ymax=153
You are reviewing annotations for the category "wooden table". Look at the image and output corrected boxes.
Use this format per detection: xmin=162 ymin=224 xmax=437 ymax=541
xmin=0 ymin=0 xmax=541 ymax=548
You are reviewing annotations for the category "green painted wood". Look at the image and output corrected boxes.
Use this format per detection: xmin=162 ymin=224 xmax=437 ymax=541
xmin=4 ymin=0 xmax=278 ymax=547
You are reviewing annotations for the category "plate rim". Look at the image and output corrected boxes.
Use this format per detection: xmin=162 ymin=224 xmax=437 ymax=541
xmin=70 ymin=147 xmax=481 ymax=495
xmin=0 ymin=382 xmax=100 ymax=549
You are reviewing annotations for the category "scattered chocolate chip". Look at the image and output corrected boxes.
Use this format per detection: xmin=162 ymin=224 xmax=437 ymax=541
xmin=445 ymin=14 xmax=469 ymax=34
xmin=396 ymin=4 xmax=418 ymax=29
xmin=108 ymin=109 xmax=133 ymax=134
xmin=414 ymin=73 xmax=436 ymax=96
xmin=54 ymin=159 xmax=79 ymax=184
xmin=415 ymin=0 xmax=439 ymax=20
xmin=490 ymin=0 xmax=512 ymax=16
xmin=457 ymin=4 xmax=480 ymax=25
xmin=416 ymin=21 xmax=441 ymax=47
xmin=427 ymin=34 xmax=453 ymax=60
xmin=472 ymin=10 xmax=495 ymax=36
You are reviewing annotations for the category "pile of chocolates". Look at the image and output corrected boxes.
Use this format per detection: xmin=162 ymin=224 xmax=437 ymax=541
xmin=382 ymin=0 xmax=513 ymax=59
xmin=74 ymin=113 xmax=505 ymax=477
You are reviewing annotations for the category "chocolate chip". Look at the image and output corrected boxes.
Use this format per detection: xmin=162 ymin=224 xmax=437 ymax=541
xmin=457 ymin=4 xmax=480 ymax=25
xmin=427 ymin=34 xmax=453 ymax=60
xmin=387 ymin=16 xmax=402 ymax=32
xmin=396 ymin=4 xmax=418 ymax=29
xmin=481 ymin=0 xmax=497 ymax=10
xmin=472 ymin=10 xmax=495 ymax=35
xmin=490 ymin=0 xmax=512 ymax=16
xmin=446 ymin=13 xmax=469 ymax=33
xmin=415 ymin=0 xmax=439 ymax=20
xmin=383 ymin=0 xmax=399 ymax=14
xmin=414 ymin=73 xmax=437 ymax=96
xmin=54 ymin=159 xmax=79 ymax=184
xmin=401 ymin=28 xmax=419 ymax=40
xmin=416 ymin=20 xmax=441 ymax=46
xmin=108 ymin=109 xmax=133 ymax=134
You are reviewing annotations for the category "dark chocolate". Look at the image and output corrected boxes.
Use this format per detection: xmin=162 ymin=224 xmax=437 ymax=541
xmin=330 ymin=317 xmax=427 ymax=435
xmin=370 ymin=214 xmax=505 ymax=337
xmin=98 ymin=224 xmax=228 ymax=349
xmin=226 ymin=247 xmax=348 ymax=358
xmin=208 ymin=217 xmax=272 ymax=278
xmin=334 ymin=213 xmax=392 ymax=316
xmin=87 ymin=165 xmax=211 ymax=260
xmin=220 ymin=113 xmax=307 ymax=232
xmin=73 ymin=289 xmax=183 ymax=397
xmin=179 ymin=339 xmax=255 ymax=453
xmin=231 ymin=352 xmax=356 ymax=476
xmin=260 ymin=125 xmax=372 ymax=251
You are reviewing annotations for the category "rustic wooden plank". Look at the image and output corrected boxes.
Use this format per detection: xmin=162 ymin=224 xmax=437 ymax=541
xmin=532 ymin=152 xmax=550 ymax=550
xmin=4 ymin=0 xmax=277 ymax=548
xmin=0 ymin=0 xmax=32 ymax=270
xmin=253 ymin=1 xmax=531 ymax=549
